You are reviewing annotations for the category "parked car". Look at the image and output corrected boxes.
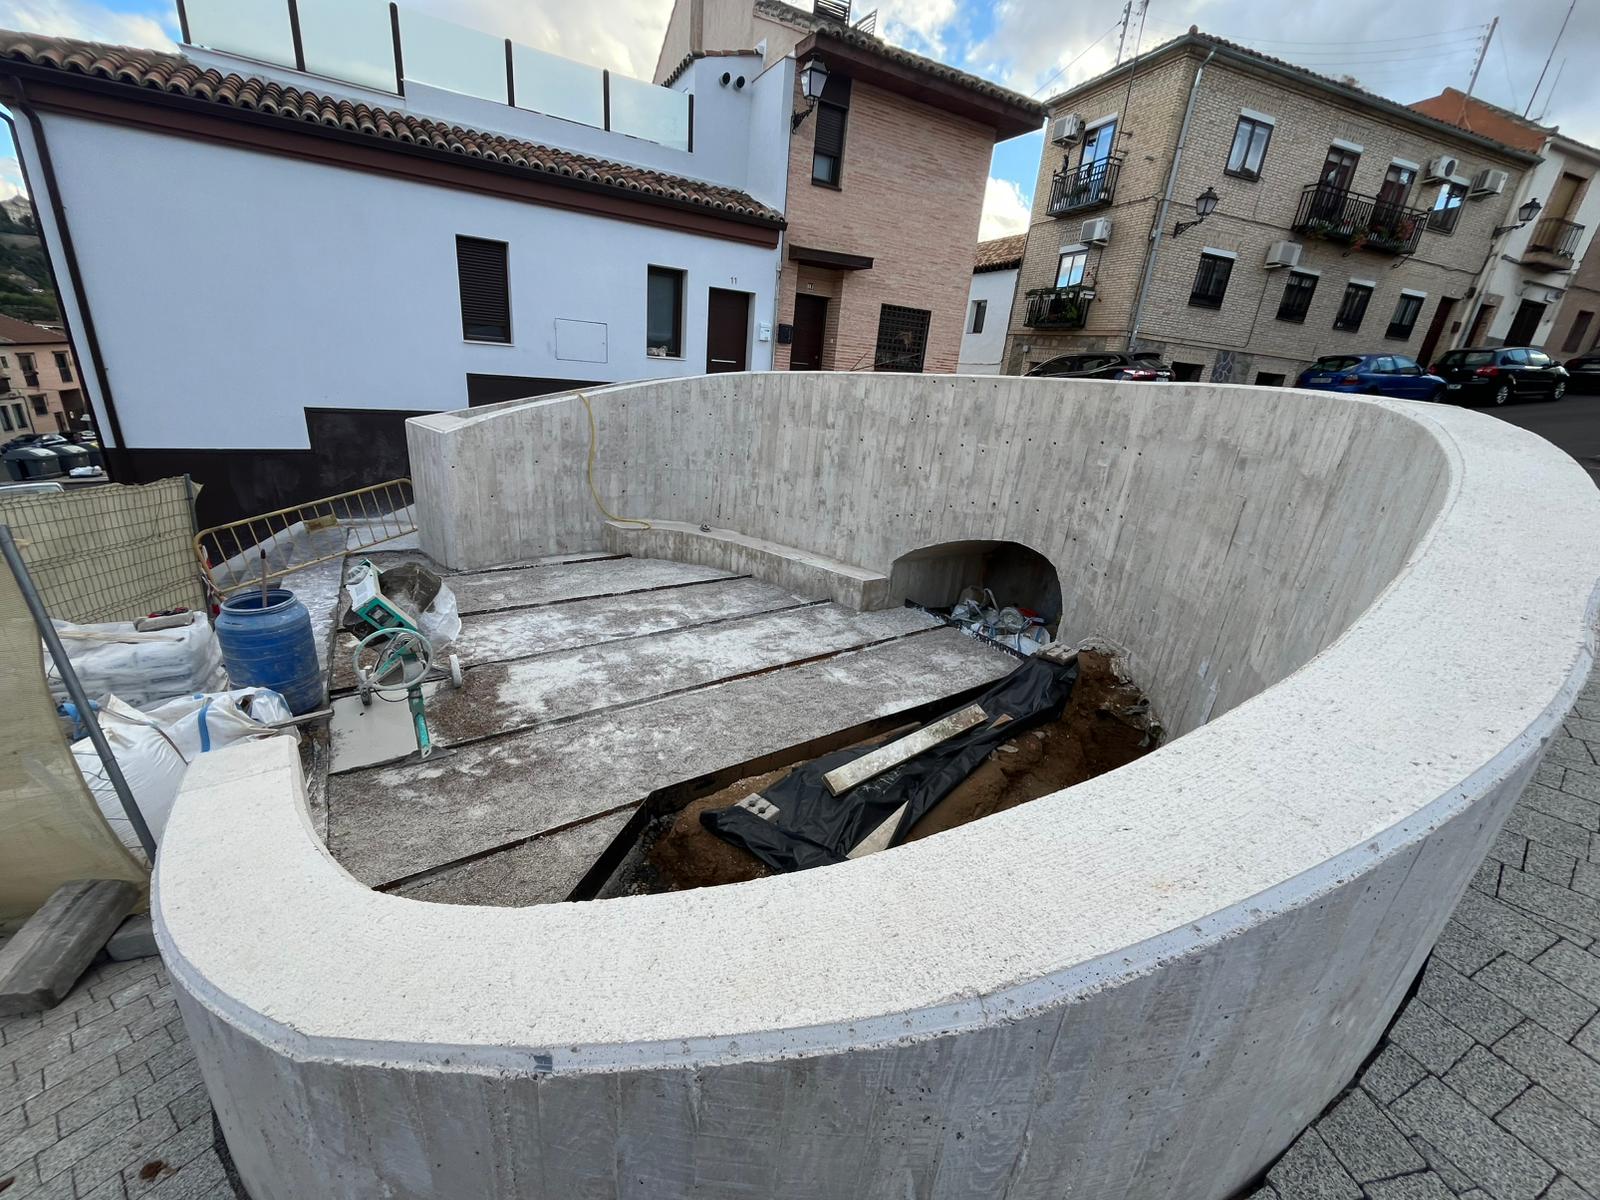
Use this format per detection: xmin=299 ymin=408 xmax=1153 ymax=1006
xmin=1025 ymin=352 xmax=1172 ymax=381
xmin=1293 ymin=354 xmax=1445 ymax=401
xmin=1431 ymin=346 xmax=1568 ymax=405
xmin=1564 ymin=351 xmax=1600 ymax=393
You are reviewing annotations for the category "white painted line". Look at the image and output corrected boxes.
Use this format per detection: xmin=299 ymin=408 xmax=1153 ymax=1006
xmin=824 ymin=704 xmax=987 ymax=797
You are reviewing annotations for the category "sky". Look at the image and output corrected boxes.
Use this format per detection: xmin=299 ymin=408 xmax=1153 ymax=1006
xmin=1 ymin=0 xmax=1596 ymax=239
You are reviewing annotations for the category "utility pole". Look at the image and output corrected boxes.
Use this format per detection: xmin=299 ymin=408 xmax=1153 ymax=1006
xmin=1525 ymin=0 xmax=1575 ymax=117
xmin=1465 ymin=16 xmax=1496 ymax=103
xmin=1115 ymin=0 xmax=1132 ymax=66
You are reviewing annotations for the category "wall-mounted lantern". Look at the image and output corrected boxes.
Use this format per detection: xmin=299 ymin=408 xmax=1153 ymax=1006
xmin=1173 ymin=186 xmax=1220 ymax=237
xmin=791 ymin=58 xmax=830 ymax=131
xmin=1494 ymin=197 xmax=1543 ymax=237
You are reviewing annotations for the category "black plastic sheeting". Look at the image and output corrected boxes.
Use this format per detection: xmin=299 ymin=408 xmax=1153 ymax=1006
xmin=701 ymin=655 xmax=1079 ymax=873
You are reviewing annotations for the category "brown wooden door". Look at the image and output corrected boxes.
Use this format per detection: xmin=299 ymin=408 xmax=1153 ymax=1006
xmin=1506 ymin=298 xmax=1546 ymax=346
xmin=705 ymin=289 xmax=750 ymax=373
xmin=1417 ymin=296 xmax=1457 ymax=367
xmin=790 ymin=294 xmax=829 ymax=370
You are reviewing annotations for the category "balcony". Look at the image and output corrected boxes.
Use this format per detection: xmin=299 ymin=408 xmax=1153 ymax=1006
xmin=1523 ymin=216 xmax=1584 ymax=267
xmin=1047 ymin=156 xmax=1122 ymax=217
xmin=1291 ymin=183 xmax=1428 ymax=257
xmin=1024 ymin=285 xmax=1093 ymax=330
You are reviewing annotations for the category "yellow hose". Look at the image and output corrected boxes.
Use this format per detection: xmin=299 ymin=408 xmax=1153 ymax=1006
xmin=578 ymin=392 xmax=651 ymax=530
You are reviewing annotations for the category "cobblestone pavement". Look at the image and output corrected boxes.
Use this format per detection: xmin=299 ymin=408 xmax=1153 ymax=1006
xmin=6 ymin=676 xmax=1600 ymax=1200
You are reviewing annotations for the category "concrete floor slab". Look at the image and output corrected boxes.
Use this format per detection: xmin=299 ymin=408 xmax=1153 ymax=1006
xmin=450 ymin=556 xmax=737 ymax=616
xmin=328 ymin=684 xmax=443 ymax=773
xmin=326 ymin=628 xmax=1011 ymax=889
xmin=391 ymin=810 xmax=633 ymax=906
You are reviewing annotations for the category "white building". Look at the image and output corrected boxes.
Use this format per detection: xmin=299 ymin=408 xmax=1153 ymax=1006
xmin=957 ymin=234 xmax=1023 ymax=374
xmin=0 ymin=9 xmax=790 ymax=524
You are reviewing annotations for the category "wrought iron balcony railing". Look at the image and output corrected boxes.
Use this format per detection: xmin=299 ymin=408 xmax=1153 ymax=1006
xmin=1024 ymin=285 xmax=1093 ymax=330
xmin=1291 ymin=183 xmax=1429 ymax=256
xmin=1526 ymin=216 xmax=1584 ymax=261
xmin=1047 ymin=156 xmax=1122 ymax=217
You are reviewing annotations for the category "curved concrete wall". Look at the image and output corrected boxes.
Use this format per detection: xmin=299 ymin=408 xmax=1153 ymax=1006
xmin=157 ymin=376 xmax=1600 ymax=1200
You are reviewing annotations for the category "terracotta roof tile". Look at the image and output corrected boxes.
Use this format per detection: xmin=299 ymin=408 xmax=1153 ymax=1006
xmin=0 ymin=29 xmax=786 ymax=227
xmin=0 ymin=313 xmax=68 ymax=345
xmin=660 ymin=49 xmax=763 ymax=89
xmin=974 ymin=234 xmax=1025 ymax=272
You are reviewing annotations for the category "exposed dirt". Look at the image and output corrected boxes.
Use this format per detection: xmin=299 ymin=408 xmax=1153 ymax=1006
xmin=646 ymin=649 xmax=1159 ymax=891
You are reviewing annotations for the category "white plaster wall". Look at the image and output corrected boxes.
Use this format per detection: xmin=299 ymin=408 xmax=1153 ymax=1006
xmin=957 ymin=267 xmax=1017 ymax=373
xmin=157 ymin=378 xmax=1600 ymax=1200
xmin=34 ymin=113 xmax=778 ymax=451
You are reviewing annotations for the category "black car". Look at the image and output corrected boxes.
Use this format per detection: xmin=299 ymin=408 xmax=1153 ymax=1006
xmin=1565 ymin=351 xmax=1600 ymax=393
xmin=1025 ymin=352 xmax=1172 ymax=382
xmin=1431 ymin=346 xmax=1569 ymax=406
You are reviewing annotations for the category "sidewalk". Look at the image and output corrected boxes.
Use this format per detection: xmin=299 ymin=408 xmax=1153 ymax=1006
xmin=5 ymin=671 xmax=1600 ymax=1199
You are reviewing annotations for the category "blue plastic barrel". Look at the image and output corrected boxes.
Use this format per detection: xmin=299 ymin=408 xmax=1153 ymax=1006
xmin=215 ymin=588 xmax=322 ymax=715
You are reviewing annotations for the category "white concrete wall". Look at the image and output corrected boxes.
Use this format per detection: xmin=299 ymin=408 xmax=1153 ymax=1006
xmin=159 ymin=377 xmax=1600 ymax=1200
xmin=34 ymin=113 xmax=779 ymax=451
xmin=957 ymin=267 xmax=1017 ymax=373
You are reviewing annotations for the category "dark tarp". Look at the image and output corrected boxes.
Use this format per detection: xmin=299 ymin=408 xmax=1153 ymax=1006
xmin=701 ymin=655 xmax=1078 ymax=872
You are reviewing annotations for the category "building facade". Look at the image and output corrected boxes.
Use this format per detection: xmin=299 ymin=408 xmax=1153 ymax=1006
xmin=958 ymin=234 xmax=1023 ymax=374
xmin=1412 ymin=89 xmax=1600 ymax=350
xmin=0 ymin=313 xmax=84 ymax=436
xmin=1547 ymin=247 xmax=1600 ymax=358
xmin=657 ymin=0 xmax=1042 ymax=373
xmin=1003 ymin=34 xmax=1538 ymax=383
xmin=0 ymin=10 xmax=790 ymax=524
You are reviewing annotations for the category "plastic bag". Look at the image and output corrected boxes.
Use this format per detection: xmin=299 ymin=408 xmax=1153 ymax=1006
xmin=416 ymin=582 xmax=461 ymax=650
xmin=72 ymin=687 xmax=298 ymax=856
xmin=47 ymin=613 xmax=225 ymax=709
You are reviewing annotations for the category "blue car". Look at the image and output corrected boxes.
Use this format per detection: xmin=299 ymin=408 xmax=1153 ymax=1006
xmin=1294 ymin=354 xmax=1446 ymax=401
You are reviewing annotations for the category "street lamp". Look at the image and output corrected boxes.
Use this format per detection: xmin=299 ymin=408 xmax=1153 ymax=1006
xmin=791 ymin=58 xmax=830 ymax=131
xmin=1173 ymin=186 xmax=1219 ymax=236
xmin=1494 ymin=196 xmax=1542 ymax=237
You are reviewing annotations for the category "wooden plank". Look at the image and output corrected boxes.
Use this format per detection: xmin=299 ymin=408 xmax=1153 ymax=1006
xmin=846 ymin=802 xmax=907 ymax=860
xmin=0 ymin=880 xmax=139 ymax=1015
xmin=823 ymin=704 xmax=987 ymax=797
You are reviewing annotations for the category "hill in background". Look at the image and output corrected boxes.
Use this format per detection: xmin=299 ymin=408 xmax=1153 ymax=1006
xmin=0 ymin=196 xmax=61 ymax=325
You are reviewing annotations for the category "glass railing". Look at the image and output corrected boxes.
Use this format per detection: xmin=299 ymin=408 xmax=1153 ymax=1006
xmin=176 ymin=0 xmax=694 ymax=148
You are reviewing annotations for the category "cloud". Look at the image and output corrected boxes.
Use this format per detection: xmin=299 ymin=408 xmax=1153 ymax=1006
xmin=875 ymin=0 xmax=961 ymax=58
xmin=0 ymin=159 xmax=23 ymax=202
xmin=979 ymin=175 xmax=1030 ymax=240
xmin=2 ymin=0 xmax=176 ymax=50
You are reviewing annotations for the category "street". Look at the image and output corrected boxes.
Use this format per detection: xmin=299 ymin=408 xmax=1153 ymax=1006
xmin=1479 ymin=387 xmax=1600 ymax=487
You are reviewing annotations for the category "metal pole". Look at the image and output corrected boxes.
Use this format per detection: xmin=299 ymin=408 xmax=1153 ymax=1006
xmin=1464 ymin=17 xmax=1495 ymax=104
xmin=0 ymin=524 xmax=158 ymax=861
xmin=1524 ymin=0 xmax=1574 ymax=118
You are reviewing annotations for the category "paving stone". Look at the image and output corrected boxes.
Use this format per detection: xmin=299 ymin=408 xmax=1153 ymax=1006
xmin=1364 ymin=1174 xmax=1456 ymax=1200
xmin=1540 ymin=759 xmax=1570 ymax=787
xmin=1434 ymin=922 xmax=1506 ymax=976
xmin=113 ymin=1030 xmax=175 ymax=1076
xmin=1389 ymin=1001 xmax=1475 ymax=1075
xmin=56 ymin=1063 xmax=159 ymax=1137
xmin=1524 ymin=784 xmax=1600 ymax=832
xmin=60 ymin=1106 xmax=178 ymax=1199
xmin=1578 ymin=1016 xmax=1600 ymax=1060
xmin=1528 ymin=843 xmax=1581 ymax=886
xmin=165 ymin=1084 xmax=210 ymax=1130
xmin=33 ymin=1096 xmax=144 ymax=1182
xmin=23 ymin=1052 xmax=126 ymax=1125
xmin=1317 ymin=1089 xmax=1422 ymax=1182
xmin=1391 ymin=1077 xmax=1556 ymax=1200
xmin=140 ymin=1152 xmax=232 ymax=1200
xmin=1575 ymin=860 xmax=1600 ymax=899
xmin=1452 ymin=890 xmax=1562 ymax=962
xmin=1417 ymin=960 xmax=1524 ymax=1043
xmin=1408 ymin=1135 xmax=1478 ymax=1194
xmin=1470 ymin=861 xmax=1501 ymax=895
xmin=1496 ymin=1087 xmax=1600 ymax=1196
xmin=1544 ymin=1176 xmax=1599 ymax=1200
xmin=1495 ymin=1022 xmax=1600 ymax=1125
xmin=134 ymin=1060 xmax=204 ymax=1123
xmin=1266 ymin=1129 xmax=1361 ymax=1200
xmin=1360 ymin=1043 xmax=1431 ymax=1106
xmin=0 ymin=1107 xmax=71 ymax=1177
xmin=1560 ymin=769 xmax=1600 ymax=803
xmin=1500 ymin=868 xmax=1600 ymax=941
xmin=1476 ymin=955 xmax=1599 ymax=1040
xmin=1533 ymin=943 xmax=1600 ymax=1005
xmin=1546 ymin=737 xmax=1597 ymax=770
xmin=1443 ymin=1045 xmax=1531 ymax=1116
xmin=121 ymin=1109 xmax=214 ymax=1196
xmin=1566 ymin=719 xmax=1600 ymax=747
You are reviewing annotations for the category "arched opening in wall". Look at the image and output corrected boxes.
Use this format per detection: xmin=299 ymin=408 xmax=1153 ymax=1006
xmin=889 ymin=540 xmax=1063 ymax=644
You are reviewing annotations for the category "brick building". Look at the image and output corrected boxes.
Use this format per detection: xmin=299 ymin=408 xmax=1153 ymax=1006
xmin=1547 ymin=247 xmax=1600 ymax=358
xmin=1003 ymin=32 xmax=1538 ymax=383
xmin=657 ymin=0 xmax=1042 ymax=372
xmin=0 ymin=313 xmax=85 ymax=436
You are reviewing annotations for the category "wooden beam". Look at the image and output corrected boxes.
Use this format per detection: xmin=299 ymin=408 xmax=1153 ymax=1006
xmin=823 ymin=703 xmax=986 ymax=796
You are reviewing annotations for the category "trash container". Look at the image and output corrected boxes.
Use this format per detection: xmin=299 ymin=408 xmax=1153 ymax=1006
xmin=4 ymin=445 xmax=64 ymax=481
xmin=50 ymin=442 xmax=92 ymax=474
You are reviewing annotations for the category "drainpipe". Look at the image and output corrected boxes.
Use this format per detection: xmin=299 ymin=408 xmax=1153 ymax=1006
xmin=2 ymin=82 xmax=128 ymax=461
xmin=1127 ymin=47 xmax=1214 ymax=352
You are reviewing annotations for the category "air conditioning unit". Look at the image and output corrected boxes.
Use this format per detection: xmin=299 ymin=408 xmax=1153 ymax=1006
xmin=1050 ymin=113 xmax=1084 ymax=146
xmin=1424 ymin=155 xmax=1459 ymax=182
xmin=1081 ymin=217 xmax=1112 ymax=245
xmin=1264 ymin=240 xmax=1303 ymax=269
xmin=1470 ymin=168 xmax=1508 ymax=197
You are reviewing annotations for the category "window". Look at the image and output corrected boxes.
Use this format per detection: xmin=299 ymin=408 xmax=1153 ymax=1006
xmin=0 ymin=375 xmax=8 ymax=392
xmin=455 ymin=236 xmax=511 ymax=343
xmin=1276 ymin=271 xmax=1318 ymax=323
xmin=1225 ymin=114 xmax=1273 ymax=179
xmin=810 ymin=75 xmax=851 ymax=187
xmin=30 ymin=394 xmax=47 ymax=415
xmin=1429 ymin=182 xmax=1466 ymax=234
xmin=1387 ymin=293 xmax=1424 ymax=340
xmin=1254 ymin=371 xmax=1286 ymax=386
xmin=52 ymin=351 xmax=71 ymax=383
xmin=873 ymin=304 xmax=931 ymax=372
xmin=1056 ymin=248 xmax=1088 ymax=288
xmin=17 ymin=353 xmax=33 ymax=370
xmin=1334 ymin=282 xmax=1373 ymax=332
xmin=1189 ymin=252 xmax=1234 ymax=309
xmin=1564 ymin=311 xmax=1594 ymax=352
xmin=1390 ymin=357 xmax=1423 ymax=375
xmin=1527 ymin=349 xmax=1554 ymax=367
xmin=968 ymin=299 xmax=987 ymax=334
xmin=646 ymin=266 xmax=685 ymax=358
xmin=1171 ymin=361 xmax=1203 ymax=381
xmin=0 ymin=405 xmax=10 ymax=432
xmin=13 ymin=403 xmax=25 ymax=429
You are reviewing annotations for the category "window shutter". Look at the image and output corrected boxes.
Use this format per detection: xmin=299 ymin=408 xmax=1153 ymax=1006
xmin=456 ymin=236 xmax=510 ymax=342
xmin=815 ymin=103 xmax=846 ymax=160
